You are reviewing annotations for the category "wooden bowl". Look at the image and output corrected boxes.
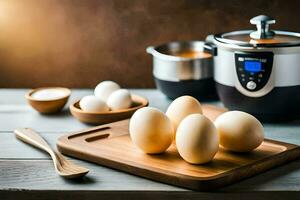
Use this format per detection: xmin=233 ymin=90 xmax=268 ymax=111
xmin=70 ymin=94 xmax=148 ymax=125
xmin=26 ymin=87 xmax=71 ymax=114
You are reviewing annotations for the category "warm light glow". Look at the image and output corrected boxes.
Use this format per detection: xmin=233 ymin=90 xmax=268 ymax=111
xmin=0 ymin=0 xmax=84 ymax=69
xmin=0 ymin=1 xmax=15 ymax=24
xmin=0 ymin=0 xmax=115 ymax=87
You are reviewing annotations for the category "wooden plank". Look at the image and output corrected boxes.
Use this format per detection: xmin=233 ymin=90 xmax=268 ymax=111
xmin=0 ymin=89 xmax=176 ymax=132
xmin=0 ymin=89 xmax=299 ymax=140
xmin=0 ymin=132 xmax=63 ymax=159
xmin=0 ymin=160 xmax=181 ymax=191
xmin=0 ymin=109 xmax=93 ymax=132
xmin=0 ymin=89 xmax=91 ymax=132
xmin=0 ymin=89 xmax=171 ymax=107
xmin=0 ymin=160 xmax=300 ymax=192
xmin=0 ymin=89 xmax=91 ymax=104
xmin=1 ymin=129 xmax=300 ymax=160
xmin=222 ymin=159 xmax=300 ymax=191
xmin=0 ymin=89 xmax=300 ymax=196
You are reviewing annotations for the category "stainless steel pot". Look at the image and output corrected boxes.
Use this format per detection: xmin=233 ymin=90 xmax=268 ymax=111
xmin=146 ymin=41 xmax=217 ymax=100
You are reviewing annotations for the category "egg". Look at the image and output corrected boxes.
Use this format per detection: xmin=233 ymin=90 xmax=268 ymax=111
xmin=107 ymin=89 xmax=132 ymax=110
xmin=166 ymin=96 xmax=203 ymax=132
xmin=176 ymin=114 xmax=219 ymax=164
xmin=94 ymin=81 xmax=120 ymax=101
xmin=214 ymin=111 xmax=264 ymax=152
xmin=129 ymin=107 xmax=174 ymax=154
xmin=79 ymin=95 xmax=109 ymax=112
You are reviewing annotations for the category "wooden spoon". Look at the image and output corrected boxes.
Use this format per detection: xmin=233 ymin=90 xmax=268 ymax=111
xmin=14 ymin=128 xmax=89 ymax=178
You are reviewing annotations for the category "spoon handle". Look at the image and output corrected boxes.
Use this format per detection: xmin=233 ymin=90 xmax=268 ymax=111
xmin=14 ymin=128 xmax=54 ymax=155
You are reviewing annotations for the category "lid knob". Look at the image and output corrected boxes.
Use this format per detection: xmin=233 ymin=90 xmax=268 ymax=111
xmin=250 ymin=15 xmax=276 ymax=39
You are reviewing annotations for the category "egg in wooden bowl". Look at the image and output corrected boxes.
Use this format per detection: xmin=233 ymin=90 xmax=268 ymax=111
xmin=70 ymin=94 xmax=148 ymax=125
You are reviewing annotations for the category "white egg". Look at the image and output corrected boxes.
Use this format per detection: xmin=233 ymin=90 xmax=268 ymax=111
xmin=214 ymin=111 xmax=264 ymax=152
xmin=129 ymin=107 xmax=174 ymax=154
xmin=176 ymin=114 xmax=219 ymax=164
xmin=94 ymin=81 xmax=120 ymax=102
xmin=79 ymin=95 xmax=109 ymax=112
xmin=166 ymin=96 xmax=203 ymax=132
xmin=107 ymin=89 xmax=132 ymax=111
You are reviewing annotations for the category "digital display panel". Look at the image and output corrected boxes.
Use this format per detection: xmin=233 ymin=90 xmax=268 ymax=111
xmin=244 ymin=61 xmax=262 ymax=73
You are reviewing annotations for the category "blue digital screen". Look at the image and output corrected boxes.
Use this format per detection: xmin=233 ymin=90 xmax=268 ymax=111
xmin=244 ymin=61 xmax=262 ymax=73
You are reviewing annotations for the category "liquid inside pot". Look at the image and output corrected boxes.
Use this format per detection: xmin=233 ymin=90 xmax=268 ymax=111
xmin=172 ymin=50 xmax=212 ymax=59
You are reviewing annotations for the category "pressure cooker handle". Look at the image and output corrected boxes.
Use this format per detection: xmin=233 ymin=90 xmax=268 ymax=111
xmin=204 ymin=43 xmax=217 ymax=56
xmin=250 ymin=15 xmax=276 ymax=39
xmin=204 ymin=35 xmax=217 ymax=56
xmin=146 ymin=46 xmax=155 ymax=54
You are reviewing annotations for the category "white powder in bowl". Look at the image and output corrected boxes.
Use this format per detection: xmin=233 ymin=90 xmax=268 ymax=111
xmin=31 ymin=89 xmax=68 ymax=100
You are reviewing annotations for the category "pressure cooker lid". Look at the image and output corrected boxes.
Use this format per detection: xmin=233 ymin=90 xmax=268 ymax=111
xmin=215 ymin=15 xmax=300 ymax=47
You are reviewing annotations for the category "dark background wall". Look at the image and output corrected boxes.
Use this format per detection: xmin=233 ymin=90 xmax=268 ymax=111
xmin=0 ymin=0 xmax=299 ymax=88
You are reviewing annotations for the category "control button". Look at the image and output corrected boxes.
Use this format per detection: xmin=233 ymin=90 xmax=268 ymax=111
xmin=246 ymin=81 xmax=257 ymax=90
xmin=258 ymin=73 xmax=263 ymax=78
xmin=242 ymin=78 xmax=246 ymax=82
xmin=249 ymin=76 xmax=254 ymax=81
xmin=261 ymin=58 xmax=267 ymax=63
xmin=258 ymin=79 xmax=261 ymax=82
xmin=238 ymin=57 xmax=244 ymax=61
xmin=238 ymin=67 xmax=243 ymax=71
xmin=241 ymin=73 xmax=245 ymax=77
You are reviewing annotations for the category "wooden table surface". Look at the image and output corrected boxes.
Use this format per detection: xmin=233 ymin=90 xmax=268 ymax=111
xmin=1 ymin=89 xmax=300 ymax=200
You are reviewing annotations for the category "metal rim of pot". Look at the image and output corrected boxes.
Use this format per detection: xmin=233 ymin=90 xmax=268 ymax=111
xmin=209 ymin=15 xmax=300 ymax=54
xmin=146 ymin=41 xmax=214 ymax=62
xmin=215 ymin=30 xmax=300 ymax=47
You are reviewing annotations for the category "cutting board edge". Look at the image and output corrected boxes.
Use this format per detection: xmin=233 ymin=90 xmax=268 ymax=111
xmin=56 ymin=135 xmax=300 ymax=191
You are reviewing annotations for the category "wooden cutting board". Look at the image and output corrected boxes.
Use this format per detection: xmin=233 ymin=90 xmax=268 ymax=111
xmin=57 ymin=105 xmax=300 ymax=191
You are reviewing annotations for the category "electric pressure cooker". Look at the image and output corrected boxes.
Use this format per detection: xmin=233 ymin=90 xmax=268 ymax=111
xmin=207 ymin=15 xmax=300 ymax=121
